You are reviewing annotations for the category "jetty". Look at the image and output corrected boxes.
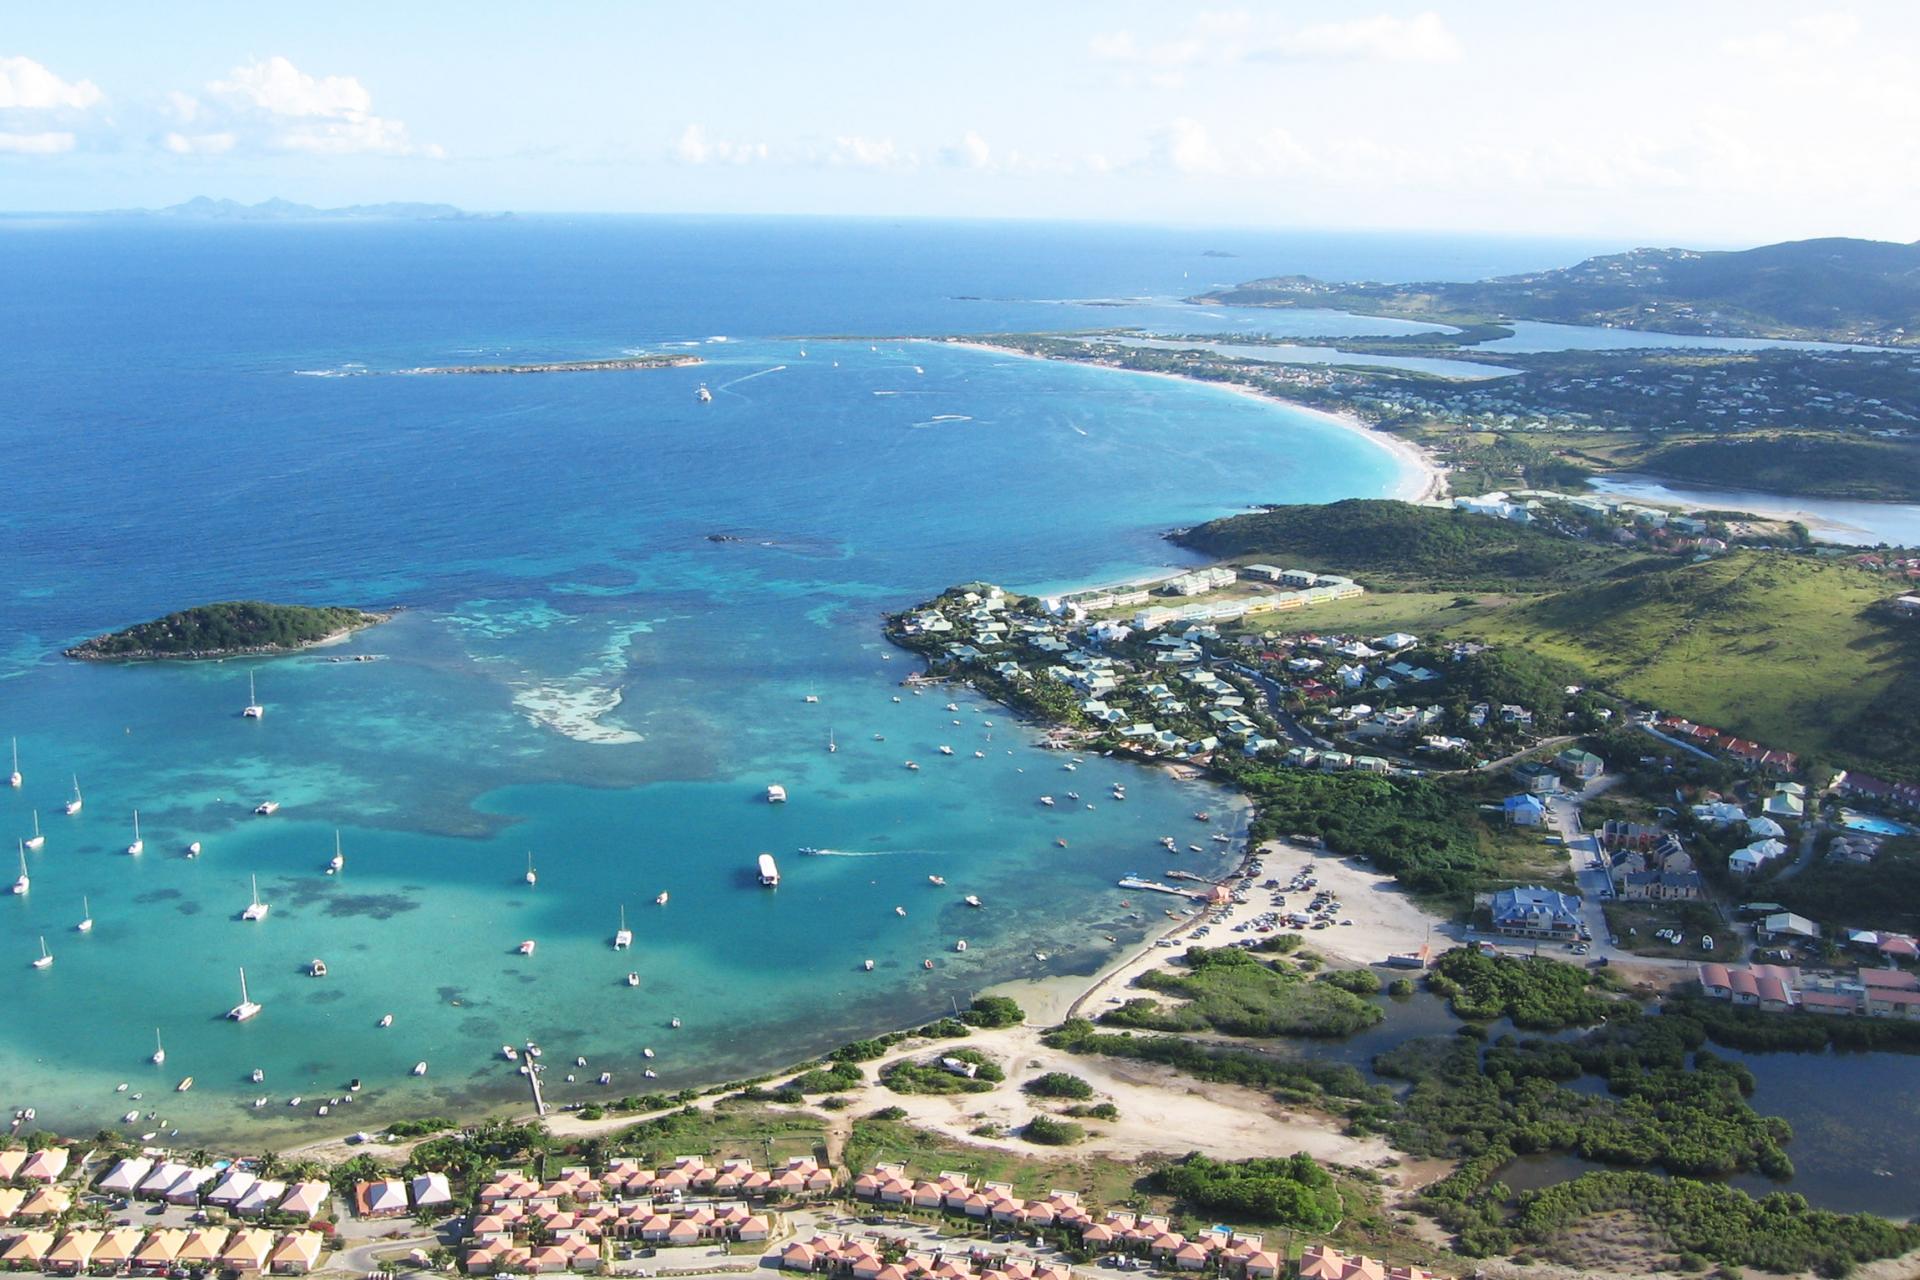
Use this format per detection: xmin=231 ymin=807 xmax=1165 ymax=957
xmin=1117 ymin=875 xmax=1206 ymax=901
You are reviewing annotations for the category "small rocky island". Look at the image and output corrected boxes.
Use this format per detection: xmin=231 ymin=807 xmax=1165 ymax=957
xmin=65 ymin=602 xmax=391 ymax=661
xmin=403 ymin=354 xmax=703 ymax=375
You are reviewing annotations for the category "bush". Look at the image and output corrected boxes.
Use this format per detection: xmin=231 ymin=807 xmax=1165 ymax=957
xmin=869 ymin=1106 xmax=907 ymax=1121
xmin=1321 ymin=968 xmax=1383 ymax=995
xmin=1156 ymin=1153 xmax=1343 ymax=1230
xmin=881 ymin=1049 xmax=1005 ymax=1095
xmin=1023 ymin=1072 xmax=1094 ymax=1100
xmin=1066 ymin=1102 xmax=1120 ymax=1121
xmin=1430 ymin=948 xmax=1612 ymax=1030
xmin=1388 ymin=978 xmax=1416 ymax=996
xmin=1022 ymin=1115 xmax=1085 ymax=1146
xmin=961 ymin=996 xmax=1026 ymax=1028
xmin=788 ymin=1060 xmax=865 ymax=1094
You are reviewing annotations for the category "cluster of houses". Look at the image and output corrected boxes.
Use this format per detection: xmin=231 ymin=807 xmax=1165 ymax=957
xmin=0 ymin=1149 xmax=334 ymax=1275
xmin=778 ymin=1229 xmax=1076 ymax=1280
xmin=1656 ymin=716 xmax=1799 ymax=776
xmin=844 ymin=1166 xmax=1450 ymax=1280
xmin=1699 ymin=961 xmax=1920 ymax=1020
xmin=1599 ymin=821 xmax=1706 ymax=901
xmin=459 ymin=1158 xmax=826 ymax=1275
xmin=1833 ymin=770 xmax=1920 ymax=813
xmin=0 ymin=1224 xmax=329 ymax=1275
xmin=1483 ymin=886 xmax=1586 ymax=941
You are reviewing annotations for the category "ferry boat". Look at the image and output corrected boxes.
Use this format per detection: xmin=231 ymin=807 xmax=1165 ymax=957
xmin=243 ymin=671 xmax=264 ymax=719
xmin=65 ymin=776 xmax=83 ymax=815
xmin=11 ymin=842 xmax=28 ymax=895
xmin=613 ymin=905 xmax=632 ymax=950
xmin=241 ymin=875 xmax=270 ymax=921
xmin=76 ymin=896 xmax=92 ymax=933
xmin=757 ymin=852 xmax=781 ymax=886
xmin=126 ymin=810 xmax=144 ymax=856
xmin=226 ymin=967 xmax=262 ymax=1022
xmin=7 ymin=738 xmax=18 ymax=789
xmin=24 ymin=811 xmax=43 ymax=852
xmin=31 ymin=936 xmax=52 ymax=969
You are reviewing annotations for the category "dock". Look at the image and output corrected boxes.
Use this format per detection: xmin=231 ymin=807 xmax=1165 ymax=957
xmin=524 ymin=1057 xmax=548 ymax=1116
xmin=1117 ymin=875 xmax=1205 ymax=901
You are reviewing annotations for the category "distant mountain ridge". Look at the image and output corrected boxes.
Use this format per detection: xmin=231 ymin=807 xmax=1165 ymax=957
xmin=123 ymin=196 xmax=505 ymax=221
xmin=1199 ymin=236 xmax=1920 ymax=346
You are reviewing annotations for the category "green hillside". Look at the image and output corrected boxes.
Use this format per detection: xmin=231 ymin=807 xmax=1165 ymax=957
xmin=1464 ymin=554 xmax=1920 ymax=779
xmin=66 ymin=601 xmax=386 ymax=660
xmin=1173 ymin=499 xmax=1633 ymax=591
xmin=1639 ymin=433 xmax=1920 ymax=504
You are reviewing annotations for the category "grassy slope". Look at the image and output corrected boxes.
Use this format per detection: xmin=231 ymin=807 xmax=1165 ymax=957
xmin=1464 ymin=553 xmax=1920 ymax=778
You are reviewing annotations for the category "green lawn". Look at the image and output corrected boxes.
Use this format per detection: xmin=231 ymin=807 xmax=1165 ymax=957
xmin=843 ymin=1117 xmax=1152 ymax=1207
xmin=603 ymin=1104 xmax=828 ymax=1167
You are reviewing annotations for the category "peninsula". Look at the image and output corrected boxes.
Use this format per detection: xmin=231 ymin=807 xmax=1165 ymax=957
xmin=403 ymin=354 xmax=702 ymax=375
xmin=64 ymin=601 xmax=390 ymax=661
xmin=1196 ymin=235 xmax=1920 ymax=347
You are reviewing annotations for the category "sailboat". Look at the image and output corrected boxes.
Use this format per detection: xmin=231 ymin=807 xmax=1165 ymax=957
xmin=328 ymin=831 xmax=344 ymax=874
xmin=227 ymin=966 xmax=262 ymax=1021
xmin=11 ymin=841 xmax=28 ymax=895
xmin=241 ymin=874 xmax=269 ymax=921
xmin=7 ymin=737 xmax=19 ymax=789
xmin=613 ymin=905 xmax=632 ymax=951
xmin=127 ymin=810 xmax=144 ymax=856
xmin=64 ymin=775 xmax=83 ymax=815
xmin=77 ymin=897 xmax=93 ymax=933
xmin=524 ymin=851 xmax=537 ymax=886
xmin=151 ymin=1029 xmax=166 ymax=1065
xmin=243 ymin=671 xmax=264 ymax=719
xmin=31 ymin=936 xmax=52 ymax=970
xmin=23 ymin=811 xmax=43 ymax=852
xmin=827 ymin=727 xmax=837 ymax=754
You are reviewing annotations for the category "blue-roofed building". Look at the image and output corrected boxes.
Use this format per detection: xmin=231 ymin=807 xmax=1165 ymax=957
xmin=1489 ymin=886 xmax=1584 ymax=939
xmin=1503 ymin=793 xmax=1547 ymax=826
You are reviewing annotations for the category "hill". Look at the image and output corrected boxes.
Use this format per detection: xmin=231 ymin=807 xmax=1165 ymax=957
xmin=1200 ymin=237 xmax=1920 ymax=346
xmin=66 ymin=602 xmax=388 ymax=660
xmin=1637 ymin=433 xmax=1920 ymax=505
xmin=1463 ymin=554 xmax=1920 ymax=780
xmin=131 ymin=197 xmax=498 ymax=221
xmin=1171 ymin=499 xmax=1634 ymax=592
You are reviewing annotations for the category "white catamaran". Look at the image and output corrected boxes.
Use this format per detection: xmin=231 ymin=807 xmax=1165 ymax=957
xmin=227 ymin=967 xmax=262 ymax=1021
xmin=241 ymin=874 xmax=270 ymax=921
xmin=613 ymin=905 xmax=632 ymax=951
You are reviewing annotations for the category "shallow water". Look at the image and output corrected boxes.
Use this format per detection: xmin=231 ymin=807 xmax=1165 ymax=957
xmin=0 ymin=219 xmax=1443 ymax=1142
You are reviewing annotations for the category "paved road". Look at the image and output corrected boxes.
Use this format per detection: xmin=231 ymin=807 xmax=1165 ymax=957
xmin=333 ymin=1231 xmax=440 ymax=1276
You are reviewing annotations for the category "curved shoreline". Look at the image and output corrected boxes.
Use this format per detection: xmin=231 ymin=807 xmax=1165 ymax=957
xmin=925 ymin=337 xmax=1449 ymax=505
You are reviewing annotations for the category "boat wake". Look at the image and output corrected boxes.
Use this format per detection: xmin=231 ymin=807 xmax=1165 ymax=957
xmin=717 ymin=365 xmax=787 ymax=392
xmin=798 ymin=847 xmax=932 ymax=859
xmin=909 ymin=414 xmax=976 ymax=429
xmin=293 ymin=363 xmax=372 ymax=378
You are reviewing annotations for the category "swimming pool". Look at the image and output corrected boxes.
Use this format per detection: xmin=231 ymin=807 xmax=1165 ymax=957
xmin=1839 ymin=810 xmax=1915 ymax=837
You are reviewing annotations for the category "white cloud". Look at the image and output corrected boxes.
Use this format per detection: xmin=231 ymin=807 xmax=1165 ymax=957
xmin=163 ymin=131 xmax=237 ymax=155
xmin=1092 ymin=10 xmax=1460 ymax=77
xmin=174 ymin=55 xmax=438 ymax=157
xmin=672 ymin=124 xmax=769 ymax=165
xmin=1147 ymin=117 xmax=1311 ymax=178
xmin=941 ymin=130 xmax=993 ymax=170
xmin=1257 ymin=12 xmax=1462 ymax=64
xmin=827 ymin=134 xmax=915 ymax=170
xmin=0 ymin=55 xmax=102 ymax=110
xmin=0 ymin=130 xmax=76 ymax=154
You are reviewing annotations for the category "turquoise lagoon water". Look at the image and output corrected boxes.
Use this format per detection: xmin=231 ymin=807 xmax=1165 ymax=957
xmin=0 ymin=218 xmax=1461 ymax=1141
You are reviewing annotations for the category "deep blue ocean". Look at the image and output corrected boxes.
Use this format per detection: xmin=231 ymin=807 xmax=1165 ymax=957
xmin=0 ymin=217 xmax=1613 ymax=1141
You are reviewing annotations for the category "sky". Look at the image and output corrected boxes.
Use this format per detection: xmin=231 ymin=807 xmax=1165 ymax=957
xmin=4 ymin=1 xmax=1919 ymax=243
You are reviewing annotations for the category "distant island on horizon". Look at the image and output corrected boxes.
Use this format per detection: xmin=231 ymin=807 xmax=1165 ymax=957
xmin=1198 ymin=234 xmax=1920 ymax=347
xmin=85 ymin=196 xmax=508 ymax=222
